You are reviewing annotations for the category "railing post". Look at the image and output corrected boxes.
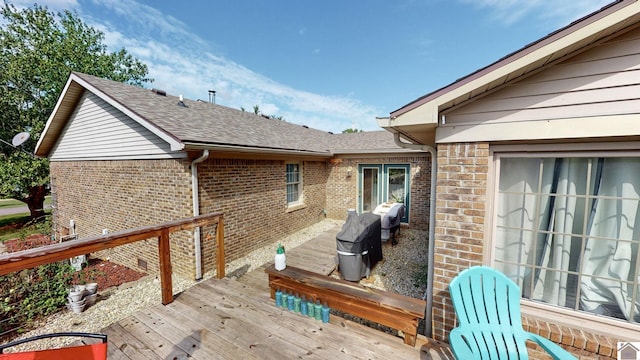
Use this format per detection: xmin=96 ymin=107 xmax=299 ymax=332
xmin=216 ymin=216 xmax=225 ymax=279
xmin=158 ymin=229 xmax=173 ymax=305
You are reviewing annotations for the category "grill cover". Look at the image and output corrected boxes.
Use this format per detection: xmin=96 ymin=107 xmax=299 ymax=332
xmin=336 ymin=212 xmax=382 ymax=281
xmin=374 ymin=203 xmax=405 ymax=242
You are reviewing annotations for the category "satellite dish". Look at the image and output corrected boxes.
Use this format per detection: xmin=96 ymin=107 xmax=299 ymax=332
xmin=12 ymin=132 xmax=30 ymax=147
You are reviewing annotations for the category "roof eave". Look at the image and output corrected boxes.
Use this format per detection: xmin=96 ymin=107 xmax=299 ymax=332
xmin=35 ymin=75 xmax=80 ymax=157
xmin=183 ymin=142 xmax=332 ymax=158
xmin=389 ymin=0 xmax=639 ymax=124
xmin=35 ymin=73 xmax=185 ymax=158
xmin=331 ymin=148 xmax=424 ymax=155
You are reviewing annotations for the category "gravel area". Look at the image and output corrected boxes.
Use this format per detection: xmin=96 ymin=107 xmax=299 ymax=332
xmin=359 ymin=227 xmax=429 ymax=299
xmin=6 ymin=218 xmax=429 ymax=352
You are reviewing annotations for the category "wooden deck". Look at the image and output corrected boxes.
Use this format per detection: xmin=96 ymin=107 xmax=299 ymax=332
xmin=102 ymin=225 xmax=454 ymax=359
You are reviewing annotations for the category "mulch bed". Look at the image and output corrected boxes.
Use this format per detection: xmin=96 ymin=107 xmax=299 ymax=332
xmin=3 ymin=234 xmax=146 ymax=290
xmin=3 ymin=234 xmax=53 ymax=252
xmin=72 ymin=258 xmax=146 ymax=290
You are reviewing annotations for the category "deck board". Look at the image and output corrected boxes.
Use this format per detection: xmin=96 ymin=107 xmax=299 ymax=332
xmin=196 ymin=278 xmax=427 ymax=359
xmin=104 ymin=322 xmax=158 ymax=359
xmin=285 ymin=225 xmax=340 ymax=275
xmin=167 ymin=289 xmax=313 ymax=359
xmin=101 ymin=223 xmax=454 ymax=359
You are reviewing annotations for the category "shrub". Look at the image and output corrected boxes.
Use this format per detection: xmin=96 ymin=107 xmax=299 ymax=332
xmin=0 ymin=261 xmax=74 ymax=338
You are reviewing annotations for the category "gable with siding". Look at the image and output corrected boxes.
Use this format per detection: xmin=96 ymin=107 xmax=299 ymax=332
xmin=49 ymin=91 xmax=185 ymax=161
xmin=438 ymin=24 xmax=640 ymax=143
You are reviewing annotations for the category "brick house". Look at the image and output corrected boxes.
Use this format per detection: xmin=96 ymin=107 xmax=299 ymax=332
xmin=34 ymin=72 xmax=431 ymax=281
xmin=379 ymin=1 xmax=640 ymax=358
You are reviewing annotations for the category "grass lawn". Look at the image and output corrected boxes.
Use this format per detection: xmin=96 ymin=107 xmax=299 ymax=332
xmin=0 ymin=214 xmax=35 ymax=242
xmin=0 ymin=213 xmax=51 ymax=242
xmin=0 ymin=196 xmax=52 ymax=210
xmin=0 ymin=198 xmax=26 ymax=209
xmin=0 ymin=198 xmax=52 ymax=242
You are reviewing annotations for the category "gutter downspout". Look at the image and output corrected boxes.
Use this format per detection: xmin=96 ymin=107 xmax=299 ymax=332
xmin=191 ymin=149 xmax=209 ymax=280
xmin=392 ymin=132 xmax=437 ymax=338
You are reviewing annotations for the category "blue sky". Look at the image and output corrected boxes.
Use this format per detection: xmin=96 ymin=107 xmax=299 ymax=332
xmin=9 ymin=0 xmax=611 ymax=132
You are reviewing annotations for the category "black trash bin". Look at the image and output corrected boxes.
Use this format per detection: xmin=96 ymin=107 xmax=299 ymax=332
xmin=336 ymin=212 xmax=382 ymax=281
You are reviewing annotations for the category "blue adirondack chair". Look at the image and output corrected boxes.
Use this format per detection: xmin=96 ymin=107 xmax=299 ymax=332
xmin=448 ymin=266 xmax=577 ymax=360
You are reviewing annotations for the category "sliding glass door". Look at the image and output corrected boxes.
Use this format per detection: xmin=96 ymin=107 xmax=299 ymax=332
xmin=358 ymin=164 xmax=410 ymax=223
xmin=359 ymin=165 xmax=381 ymax=213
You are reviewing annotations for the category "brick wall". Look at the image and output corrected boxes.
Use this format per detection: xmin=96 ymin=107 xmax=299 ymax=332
xmin=325 ymin=154 xmax=431 ymax=231
xmin=197 ymin=158 xmax=328 ymax=272
xmin=432 ymin=143 xmax=489 ymax=341
xmin=433 ymin=143 xmax=620 ymax=359
xmin=50 ymin=159 xmax=194 ymax=277
xmin=49 ymin=153 xmax=431 ymax=287
xmin=51 ymin=157 xmax=330 ymax=279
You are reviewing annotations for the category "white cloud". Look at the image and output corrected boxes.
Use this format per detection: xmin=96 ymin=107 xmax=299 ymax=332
xmin=6 ymin=0 xmax=79 ymax=10
xmin=461 ymin=0 xmax=612 ymax=27
xmin=78 ymin=0 xmax=381 ymax=132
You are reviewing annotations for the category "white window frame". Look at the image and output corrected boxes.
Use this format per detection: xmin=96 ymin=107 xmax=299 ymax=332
xmin=487 ymin=142 xmax=640 ymax=338
xmin=286 ymin=162 xmax=303 ymax=208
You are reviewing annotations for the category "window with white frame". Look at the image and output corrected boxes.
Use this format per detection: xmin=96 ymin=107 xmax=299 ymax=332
xmin=286 ymin=162 xmax=302 ymax=206
xmin=493 ymin=153 xmax=640 ymax=324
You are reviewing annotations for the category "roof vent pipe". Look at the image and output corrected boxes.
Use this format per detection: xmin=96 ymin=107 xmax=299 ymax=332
xmin=191 ymin=149 xmax=209 ymax=280
xmin=392 ymin=132 xmax=437 ymax=338
xmin=208 ymin=90 xmax=216 ymax=104
xmin=178 ymin=95 xmax=187 ymax=107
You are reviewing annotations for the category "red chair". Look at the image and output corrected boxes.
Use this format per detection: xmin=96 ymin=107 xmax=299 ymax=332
xmin=0 ymin=332 xmax=107 ymax=360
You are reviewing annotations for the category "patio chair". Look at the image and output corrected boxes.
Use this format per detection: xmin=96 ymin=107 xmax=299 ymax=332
xmin=0 ymin=332 xmax=107 ymax=360
xmin=448 ymin=266 xmax=576 ymax=360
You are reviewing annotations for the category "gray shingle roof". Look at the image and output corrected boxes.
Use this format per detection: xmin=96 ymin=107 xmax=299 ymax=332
xmin=73 ymin=72 xmax=404 ymax=155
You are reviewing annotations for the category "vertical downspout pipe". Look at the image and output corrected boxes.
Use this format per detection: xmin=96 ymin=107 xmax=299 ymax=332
xmin=392 ymin=132 xmax=437 ymax=338
xmin=191 ymin=149 xmax=209 ymax=280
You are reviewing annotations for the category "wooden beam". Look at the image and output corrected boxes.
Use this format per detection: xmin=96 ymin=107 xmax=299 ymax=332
xmin=158 ymin=229 xmax=173 ymax=305
xmin=0 ymin=213 xmax=223 ymax=276
xmin=216 ymin=217 xmax=225 ymax=279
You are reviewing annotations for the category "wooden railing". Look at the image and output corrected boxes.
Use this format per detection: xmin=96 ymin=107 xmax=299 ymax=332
xmin=0 ymin=213 xmax=225 ymax=305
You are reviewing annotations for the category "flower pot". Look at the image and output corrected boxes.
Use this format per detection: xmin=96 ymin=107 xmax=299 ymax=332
xmin=84 ymin=293 xmax=97 ymax=307
xmin=70 ymin=303 xmax=85 ymax=313
xmin=85 ymin=283 xmax=98 ymax=295
xmin=68 ymin=298 xmax=86 ymax=313
xmin=68 ymin=291 xmax=84 ymax=302
xmin=69 ymin=284 xmax=87 ymax=293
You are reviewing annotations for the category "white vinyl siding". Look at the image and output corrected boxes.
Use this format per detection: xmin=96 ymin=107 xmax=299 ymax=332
xmin=439 ymin=26 xmax=640 ymax=142
xmin=49 ymin=92 xmax=185 ymax=160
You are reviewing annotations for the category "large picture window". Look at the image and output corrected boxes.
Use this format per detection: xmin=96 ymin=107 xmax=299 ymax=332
xmin=494 ymin=155 xmax=640 ymax=323
xmin=286 ymin=162 xmax=302 ymax=206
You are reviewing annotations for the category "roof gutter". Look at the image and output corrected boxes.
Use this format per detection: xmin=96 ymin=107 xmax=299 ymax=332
xmin=183 ymin=142 xmax=331 ymax=158
xmin=392 ymin=132 xmax=437 ymax=338
xmin=191 ymin=149 xmax=209 ymax=280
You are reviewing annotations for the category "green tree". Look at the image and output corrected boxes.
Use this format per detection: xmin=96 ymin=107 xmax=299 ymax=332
xmin=241 ymin=104 xmax=285 ymax=120
xmin=342 ymin=128 xmax=362 ymax=133
xmin=0 ymin=3 xmax=150 ymax=219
